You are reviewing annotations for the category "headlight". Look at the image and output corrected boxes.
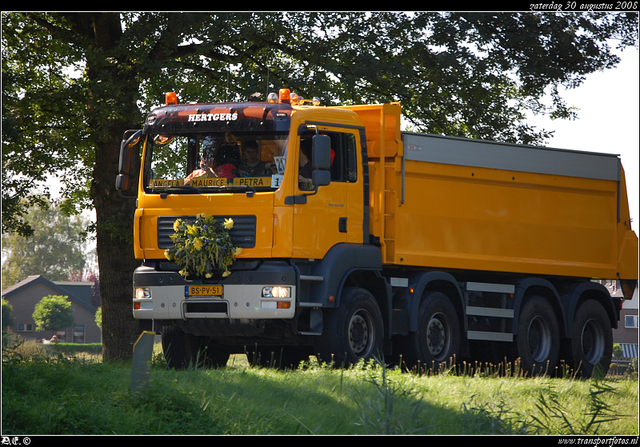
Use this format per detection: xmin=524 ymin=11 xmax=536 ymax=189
xmin=262 ymin=286 xmax=291 ymax=298
xmin=135 ymin=287 xmax=151 ymax=299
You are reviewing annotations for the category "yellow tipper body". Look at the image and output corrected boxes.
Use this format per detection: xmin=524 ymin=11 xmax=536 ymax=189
xmin=347 ymin=103 xmax=637 ymax=282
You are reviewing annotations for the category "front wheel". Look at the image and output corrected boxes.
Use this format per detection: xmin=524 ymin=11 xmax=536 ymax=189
xmin=314 ymin=287 xmax=384 ymax=368
xmin=201 ymin=339 xmax=231 ymax=368
xmin=162 ymin=325 xmax=197 ymax=369
xmin=161 ymin=326 xmax=229 ymax=369
xmin=566 ymin=299 xmax=613 ymax=378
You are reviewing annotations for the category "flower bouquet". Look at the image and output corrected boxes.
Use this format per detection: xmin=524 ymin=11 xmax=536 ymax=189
xmin=164 ymin=213 xmax=242 ymax=278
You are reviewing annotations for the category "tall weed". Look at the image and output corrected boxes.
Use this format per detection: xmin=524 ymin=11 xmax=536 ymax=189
xmin=354 ymin=357 xmax=430 ymax=434
xmin=531 ymin=365 xmax=628 ymax=435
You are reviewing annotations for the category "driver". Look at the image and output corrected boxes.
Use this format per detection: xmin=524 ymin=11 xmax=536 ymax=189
xmin=184 ymin=136 xmax=219 ymax=185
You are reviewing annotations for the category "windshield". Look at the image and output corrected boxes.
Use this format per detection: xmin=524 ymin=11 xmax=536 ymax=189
xmin=144 ymin=132 xmax=289 ymax=193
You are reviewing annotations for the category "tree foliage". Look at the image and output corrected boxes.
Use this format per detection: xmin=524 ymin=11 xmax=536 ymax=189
xmin=2 ymin=299 xmax=15 ymax=330
xmin=32 ymin=295 xmax=75 ymax=334
xmin=1 ymin=201 xmax=89 ymax=290
xmin=2 ymin=12 xmax=637 ymax=360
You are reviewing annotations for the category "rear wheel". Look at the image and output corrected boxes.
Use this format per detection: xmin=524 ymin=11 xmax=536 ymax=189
xmin=314 ymin=287 xmax=384 ymax=368
xmin=514 ymin=296 xmax=560 ymax=376
xmin=402 ymin=292 xmax=461 ymax=373
xmin=567 ymin=299 xmax=612 ymax=378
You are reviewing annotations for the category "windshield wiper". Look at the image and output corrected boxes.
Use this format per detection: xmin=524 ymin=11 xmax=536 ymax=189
xmin=149 ymin=184 xmax=259 ymax=197
xmin=198 ymin=184 xmax=257 ymax=197
xmin=150 ymin=185 xmax=201 ymax=195
xmin=229 ymin=185 xmax=257 ymax=195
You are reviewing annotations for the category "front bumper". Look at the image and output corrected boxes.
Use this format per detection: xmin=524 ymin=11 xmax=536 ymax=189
xmin=132 ymin=260 xmax=296 ymax=320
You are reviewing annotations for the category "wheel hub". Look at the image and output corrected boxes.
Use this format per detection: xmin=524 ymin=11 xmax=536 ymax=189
xmin=528 ymin=316 xmax=551 ymax=362
xmin=349 ymin=313 xmax=370 ymax=355
xmin=581 ymin=318 xmax=605 ymax=365
xmin=426 ymin=314 xmax=448 ymax=357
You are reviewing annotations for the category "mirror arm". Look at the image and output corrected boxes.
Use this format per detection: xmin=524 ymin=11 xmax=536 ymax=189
xmin=117 ymin=189 xmax=137 ymax=200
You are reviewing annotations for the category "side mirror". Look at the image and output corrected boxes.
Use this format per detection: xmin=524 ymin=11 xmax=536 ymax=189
xmin=312 ymin=170 xmax=331 ymax=187
xmin=118 ymin=129 xmax=143 ymax=175
xmin=116 ymin=129 xmax=142 ymax=197
xmin=312 ymin=134 xmax=332 ymax=170
xmin=312 ymin=134 xmax=331 ymax=187
xmin=115 ymin=174 xmax=130 ymax=191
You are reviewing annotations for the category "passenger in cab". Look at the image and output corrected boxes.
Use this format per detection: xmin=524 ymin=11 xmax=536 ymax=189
xmin=238 ymin=140 xmax=267 ymax=177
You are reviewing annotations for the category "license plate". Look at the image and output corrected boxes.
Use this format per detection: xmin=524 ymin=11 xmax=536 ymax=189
xmin=185 ymin=285 xmax=223 ymax=297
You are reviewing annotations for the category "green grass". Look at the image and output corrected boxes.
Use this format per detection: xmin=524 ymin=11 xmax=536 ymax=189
xmin=2 ymin=336 xmax=638 ymax=435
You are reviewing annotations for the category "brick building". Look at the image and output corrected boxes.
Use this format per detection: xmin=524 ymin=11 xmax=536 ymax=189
xmin=610 ymin=282 xmax=638 ymax=359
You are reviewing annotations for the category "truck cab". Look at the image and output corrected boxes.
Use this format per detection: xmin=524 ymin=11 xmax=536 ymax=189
xmin=117 ymin=90 xmax=384 ymax=368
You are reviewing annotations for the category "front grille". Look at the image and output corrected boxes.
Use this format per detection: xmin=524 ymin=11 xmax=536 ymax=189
xmin=157 ymin=215 xmax=257 ymax=249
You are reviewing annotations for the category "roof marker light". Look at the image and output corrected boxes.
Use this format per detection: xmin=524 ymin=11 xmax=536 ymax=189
xmin=279 ymin=88 xmax=291 ymax=103
xmin=165 ymin=92 xmax=177 ymax=105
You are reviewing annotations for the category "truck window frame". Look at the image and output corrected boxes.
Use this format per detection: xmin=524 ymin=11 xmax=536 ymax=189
xmin=297 ymin=130 xmax=358 ymax=188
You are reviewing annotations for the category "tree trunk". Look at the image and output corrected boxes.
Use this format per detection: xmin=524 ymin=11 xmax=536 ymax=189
xmin=79 ymin=12 xmax=143 ymax=361
xmin=92 ymin=134 xmax=141 ymax=361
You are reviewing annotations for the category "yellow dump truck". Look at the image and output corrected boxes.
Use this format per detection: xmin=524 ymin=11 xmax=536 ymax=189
xmin=117 ymin=89 xmax=638 ymax=376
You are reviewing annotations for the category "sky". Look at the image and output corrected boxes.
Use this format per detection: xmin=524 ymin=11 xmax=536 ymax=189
xmin=527 ymin=48 xmax=639 ymax=231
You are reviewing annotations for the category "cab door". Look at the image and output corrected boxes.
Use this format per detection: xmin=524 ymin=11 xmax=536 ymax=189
xmin=292 ymin=127 xmax=362 ymax=259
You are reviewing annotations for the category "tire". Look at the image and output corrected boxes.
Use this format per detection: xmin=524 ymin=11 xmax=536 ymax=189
xmin=161 ymin=326 xmax=229 ymax=369
xmin=314 ymin=287 xmax=384 ymax=368
xmin=402 ymin=292 xmax=461 ymax=372
xmin=162 ymin=325 xmax=197 ymax=369
xmin=201 ymin=339 xmax=231 ymax=368
xmin=514 ymin=295 xmax=560 ymax=376
xmin=567 ymin=299 xmax=613 ymax=378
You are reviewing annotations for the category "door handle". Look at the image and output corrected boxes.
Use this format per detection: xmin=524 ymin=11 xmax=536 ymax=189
xmin=339 ymin=217 xmax=347 ymax=233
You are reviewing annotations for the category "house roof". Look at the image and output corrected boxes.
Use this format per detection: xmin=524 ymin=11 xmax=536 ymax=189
xmin=2 ymin=275 xmax=97 ymax=313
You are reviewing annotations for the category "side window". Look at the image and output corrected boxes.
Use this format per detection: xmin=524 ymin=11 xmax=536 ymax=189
xmin=298 ymin=130 xmax=358 ymax=190
xmin=298 ymin=137 xmax=314 ymax=190
xmin=346 ymin=133 xmax=357 ymax=182
xmin=328 ymin=132 xmax=358 ymax=183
